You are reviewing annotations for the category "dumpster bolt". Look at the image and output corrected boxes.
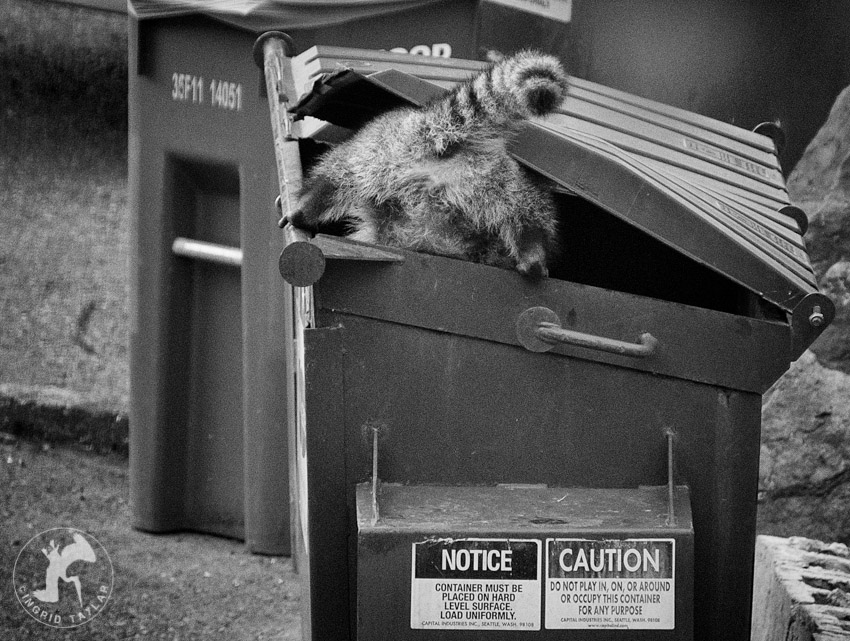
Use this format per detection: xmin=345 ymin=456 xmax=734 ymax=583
xmin=809 ymin=305 xmax=825 ymax=327
xmin=276 ymin=81 xmax=288 ymax=104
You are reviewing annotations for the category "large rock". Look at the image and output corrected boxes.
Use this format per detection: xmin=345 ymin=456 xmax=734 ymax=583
xmin=757 ymin=86 xmax=850 ymax=544
xmin=787 ymin=85 xmax=850 ymax=373
xmin=759 ymin=352 xmax=850 ymax=544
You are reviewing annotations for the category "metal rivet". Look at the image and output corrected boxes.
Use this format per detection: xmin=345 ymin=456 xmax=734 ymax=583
xmin=809 ymin=305 xmax=825 ymax=327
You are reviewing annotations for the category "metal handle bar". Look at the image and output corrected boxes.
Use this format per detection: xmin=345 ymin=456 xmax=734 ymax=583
xmin=172 ymin=237 xmax=242 ymax=267
xmin=516 ymin=306 xmax=658 ymax=357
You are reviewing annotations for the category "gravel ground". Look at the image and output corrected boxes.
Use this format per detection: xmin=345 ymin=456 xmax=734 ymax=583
xmin=0 ymin=436 xmax=302 ymax=640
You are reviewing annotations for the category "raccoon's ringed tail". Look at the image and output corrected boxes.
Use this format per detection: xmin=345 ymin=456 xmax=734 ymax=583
xmin=487 ymin=52 xmax=569 ymax=118
xmin=525 ymin=78 xmax=567 ymax=116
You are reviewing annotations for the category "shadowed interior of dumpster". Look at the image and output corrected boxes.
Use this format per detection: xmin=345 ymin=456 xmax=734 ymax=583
xmin=547 ymin=194 xmax=776 ymax=319
xmin=292 ymin=156 xmax=782 ymax=321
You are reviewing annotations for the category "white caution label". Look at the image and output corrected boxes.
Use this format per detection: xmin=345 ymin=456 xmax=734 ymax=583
xmin=545 ymin=539 xmax=675 ymax=630
xmin=411 ymin=539 xmax=541 ymax=631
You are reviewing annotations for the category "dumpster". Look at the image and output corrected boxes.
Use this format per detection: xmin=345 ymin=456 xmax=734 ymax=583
xmin=256 ymin=41 xmax=833 ymax=638
xmin=128 ymin=0 xmax=577 ymax=556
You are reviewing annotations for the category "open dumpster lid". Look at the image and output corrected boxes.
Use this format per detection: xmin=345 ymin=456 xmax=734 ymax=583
xmin=287 ymin=46 xmax=833 ymax=352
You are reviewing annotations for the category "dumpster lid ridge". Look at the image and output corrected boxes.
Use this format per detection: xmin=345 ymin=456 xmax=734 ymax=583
xmin=286 ymin=46 xmax=833 ymax=353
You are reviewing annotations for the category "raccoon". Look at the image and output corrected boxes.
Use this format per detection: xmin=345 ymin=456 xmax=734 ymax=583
xmin=287 ymin=51 xmax=569 ymax=277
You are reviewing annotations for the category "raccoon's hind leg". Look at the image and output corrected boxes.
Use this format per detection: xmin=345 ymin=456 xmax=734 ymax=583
xmin=510 ymin=171 xmax=560 ymax=278
xmin=513 ymin=227 xmax=551 ymax=278
xmin=456 ymin=157 xmax=558 ymax=278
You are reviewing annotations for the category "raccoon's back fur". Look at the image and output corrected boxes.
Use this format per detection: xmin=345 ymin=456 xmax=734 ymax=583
xmin=288 ymin=51 xmax=569 ymax=277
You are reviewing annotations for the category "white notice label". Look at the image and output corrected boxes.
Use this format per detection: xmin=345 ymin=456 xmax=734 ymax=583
xmin=411 ymin=539 xmax=541 ymax=631
xmin=545 ymin=539 xmax=675 ymax=630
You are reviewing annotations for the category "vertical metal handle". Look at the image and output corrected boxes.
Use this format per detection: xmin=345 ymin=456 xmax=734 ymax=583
xmin=516 ymin=306 xmax=658 ymax=357
xmin=254 ymin=31 xmax=327 ymax=288
xmin=253 ymin=31 xmax=303 ymax=227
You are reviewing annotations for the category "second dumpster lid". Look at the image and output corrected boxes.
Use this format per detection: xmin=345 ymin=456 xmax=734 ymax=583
xmin=129 ymin=0 xmax=459 ymax=32
xmin=288 ymin=46 xmax=833 ymax=348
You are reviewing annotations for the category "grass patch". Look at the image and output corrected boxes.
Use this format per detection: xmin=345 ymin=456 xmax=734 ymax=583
xmin=0 ymin=0 xmax=128 ymax=167
xmin=0 ymin=0 xmax=130 ymax=409
xmin=0 ymin=440 xmax=301 ymax=640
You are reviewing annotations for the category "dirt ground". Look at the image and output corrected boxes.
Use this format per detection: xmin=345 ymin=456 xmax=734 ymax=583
xmin=0 ymin=0 xmax=131 ymax=410
xmin=0 ymin=436 xmax=302 ymax=641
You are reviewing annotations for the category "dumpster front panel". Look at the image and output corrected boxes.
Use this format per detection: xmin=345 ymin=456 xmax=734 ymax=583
xmin=356 ymin=485 xmax=694 ymax=639
xmin=315 ymin=250 xmax=791 ymax=393
xmin=298 ymin=279 xmax=764 ymax=640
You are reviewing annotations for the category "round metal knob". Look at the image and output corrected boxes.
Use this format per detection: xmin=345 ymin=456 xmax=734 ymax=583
xmin=809 ymin=306 xmax=825 ymax=328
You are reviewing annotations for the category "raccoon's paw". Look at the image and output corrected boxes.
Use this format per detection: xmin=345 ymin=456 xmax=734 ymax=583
xmin=513 ymin=227 xmax=552 ymax=278
xmin=400 ymin=162 xmax=461 ymax=203
xmin=516 ymin=254 xmax=549 ymax=279
xmin=284 ymin=174 xmax=338 ymax=233
xmin=285 ymin=208 xmax=318 ymax=236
